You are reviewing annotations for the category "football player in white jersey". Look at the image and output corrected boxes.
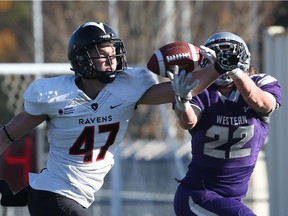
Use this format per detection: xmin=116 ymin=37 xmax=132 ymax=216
xmin=0 ymin=21 xmax=174 ymax=216
xmin=0 ymin=21 xmax=225 ymax=215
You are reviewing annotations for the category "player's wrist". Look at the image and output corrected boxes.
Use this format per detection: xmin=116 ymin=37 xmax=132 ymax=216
xmin=228 ymin=68 xmax=243 ymax=80
xmin=175 ymin=96 xmax=191 ymax=112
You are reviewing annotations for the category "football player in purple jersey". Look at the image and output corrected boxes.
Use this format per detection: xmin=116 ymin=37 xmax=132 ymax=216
xmin=169 ymin=32 xmax=282 ymax=216
xmin=0 ymin=21 xmax=224 ymax=216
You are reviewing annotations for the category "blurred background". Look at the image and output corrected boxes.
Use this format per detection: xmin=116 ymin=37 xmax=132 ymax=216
xmin=0 ymin=1 xmax=287 ymax=216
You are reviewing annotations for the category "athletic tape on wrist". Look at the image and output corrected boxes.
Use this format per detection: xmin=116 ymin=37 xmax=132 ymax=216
xmin=175 ymin=100 xmax=191 ymax=112
xmin=229 ymin=68 xmax=243 ymax=80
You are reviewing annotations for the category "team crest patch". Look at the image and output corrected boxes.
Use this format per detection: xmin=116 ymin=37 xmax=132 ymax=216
xmin=91 ymin=103 xmax=98 ymax=111
xmin=58 ymin=107 xmax=75 ymax=115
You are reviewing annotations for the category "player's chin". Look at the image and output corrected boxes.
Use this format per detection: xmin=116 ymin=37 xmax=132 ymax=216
xmin=102 ymin=67 xmax=116 ymax=72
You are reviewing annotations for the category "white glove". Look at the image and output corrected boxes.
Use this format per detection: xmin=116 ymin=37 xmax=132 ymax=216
xmin=200 ymin=45 xmax=217 ymax=64
xmin=167 ymin=65 xmax=200 ymax=111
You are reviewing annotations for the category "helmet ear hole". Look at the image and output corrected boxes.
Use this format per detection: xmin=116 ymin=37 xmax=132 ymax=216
xmin=76 ymin=55 xmax=85 ymax=62
xmin=76 ymin=55 xmax=85 ymax=67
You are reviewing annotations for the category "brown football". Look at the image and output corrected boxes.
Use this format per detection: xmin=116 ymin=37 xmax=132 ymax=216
xmin=147 ymin=41 xmax=203 ymax=77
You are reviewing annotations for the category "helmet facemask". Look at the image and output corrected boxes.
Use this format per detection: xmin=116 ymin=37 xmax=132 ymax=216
xmin=75 ymin=39 xmax=127 ymax=83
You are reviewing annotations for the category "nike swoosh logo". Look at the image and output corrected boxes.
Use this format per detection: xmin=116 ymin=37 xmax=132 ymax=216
xmin=110 ymin=104 xmax=122 ymax=109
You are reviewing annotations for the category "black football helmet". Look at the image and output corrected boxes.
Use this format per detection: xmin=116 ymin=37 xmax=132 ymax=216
xmin=68 ymin=22 xmax=127 ymax=83
xmin=204 ymin=32 xmax=251 ymax=86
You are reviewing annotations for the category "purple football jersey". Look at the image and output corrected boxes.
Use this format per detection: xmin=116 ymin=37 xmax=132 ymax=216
xmin=183 ymin=73 xmax=282 ymax=199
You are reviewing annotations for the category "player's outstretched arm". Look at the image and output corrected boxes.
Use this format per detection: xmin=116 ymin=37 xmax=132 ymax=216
xmin=214 ymin=44 xmax=277 ymax=113
xmin=188 ymin=64 xmax=220 ymax=96
xmin=188 ymin=46 xmax=222 ymax=96
xmin=138 ymin=81 xmax=175 ymax=105
xmin=167 ymin=65 xmax=201 ymax=130
xmin=232 ymin=72 xmax=276 ymax=113
xmin=0 ymin=111 xmax=47 ymax=155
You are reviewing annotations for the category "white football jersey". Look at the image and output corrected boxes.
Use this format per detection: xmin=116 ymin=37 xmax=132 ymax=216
xmin=24 ymin=67 xmax=156 ymax=208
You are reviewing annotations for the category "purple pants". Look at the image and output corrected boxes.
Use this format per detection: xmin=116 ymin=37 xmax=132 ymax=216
xmin=174 ymin=183 xmax=257 ymax=216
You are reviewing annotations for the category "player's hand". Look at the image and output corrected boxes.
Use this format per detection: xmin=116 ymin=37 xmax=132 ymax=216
xmin=167 ymin=65 xmax=200 ymax=111
xmin=167 ymin=65 xmax=200 ymax=102
xmin=214 ymin=43 xmax=243 ymax=74
xmin=199 ymin=45 xmax=216 ymax=67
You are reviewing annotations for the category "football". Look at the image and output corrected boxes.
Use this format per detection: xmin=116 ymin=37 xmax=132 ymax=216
xmin=147 ymin=41 xmax=203 ymax=77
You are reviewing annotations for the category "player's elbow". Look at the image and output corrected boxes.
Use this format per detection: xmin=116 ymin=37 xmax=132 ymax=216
xmin=178 ymin=119 xmax=196 ymax=130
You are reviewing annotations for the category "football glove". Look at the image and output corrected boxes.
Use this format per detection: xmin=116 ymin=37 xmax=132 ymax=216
xmin=214 ymin=43 xmax=243 ymax=75
xmin=200 ymin=45 xmax=217 ymax=66
xmin=167 ymin=65 xmax=200 ymax=111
